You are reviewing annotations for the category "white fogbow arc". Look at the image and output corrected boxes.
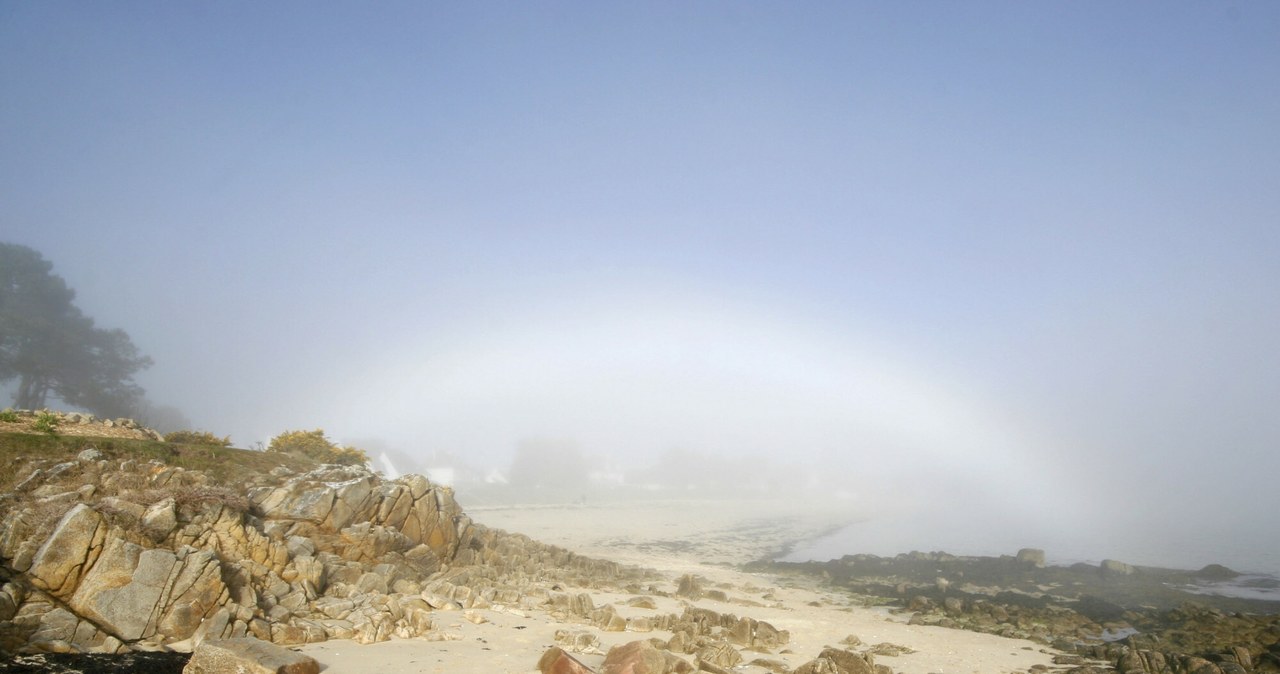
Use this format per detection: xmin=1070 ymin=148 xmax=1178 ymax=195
xmin=321 ymin=291 xmax=1079 ymax=530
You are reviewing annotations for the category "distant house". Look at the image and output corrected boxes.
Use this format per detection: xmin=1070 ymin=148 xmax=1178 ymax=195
xmin=588 ymin=466 xmax=626 ymax=487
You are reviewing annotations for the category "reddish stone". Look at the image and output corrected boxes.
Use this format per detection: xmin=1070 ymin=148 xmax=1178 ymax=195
xmin=538 ymin=646 xmax=597 ymax=674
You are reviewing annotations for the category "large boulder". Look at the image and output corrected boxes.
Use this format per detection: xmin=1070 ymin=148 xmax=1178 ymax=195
xmin=1100 ymin=559 xmax=1135 ymax=577
xmin=1194 ymin=564 xmax=1239 ymax=580
xmin=62 ymin=533 xmax=229 ymax=644
xmin=70 ymin=538 xmax=176 ymax=640
xmin=184 ymin=637 xmax=319 ymax=674
xmin=1016 ymin=548 xmax=1046 ymax=567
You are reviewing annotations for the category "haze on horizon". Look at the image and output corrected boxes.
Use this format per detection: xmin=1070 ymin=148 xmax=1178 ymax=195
xmin=3 ymin=3 xmax=1278 ymax=572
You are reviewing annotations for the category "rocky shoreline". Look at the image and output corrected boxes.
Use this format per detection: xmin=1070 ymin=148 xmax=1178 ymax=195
xmin=2 ymin=425 xmax=1277 ymax=674
xmin=0 ymin=436 xmax=923 ymax=674
xmin=0 ymin=449 xmax=645 ymax=650
xmin=749 ymin=550 xmax=1280 ymax=673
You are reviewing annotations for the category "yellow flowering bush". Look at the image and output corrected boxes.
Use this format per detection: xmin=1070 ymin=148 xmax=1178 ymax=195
xmin=267 ymin=428 xmax=368 ymax=466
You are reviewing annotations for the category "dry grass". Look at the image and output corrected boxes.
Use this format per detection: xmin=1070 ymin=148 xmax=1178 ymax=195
xmin=0 ymin=432 xmax=319 ymax=492
xmin=133 ymin=485 xmax=251 ymax=513
xmin=162 ymin=430 xmax=232 ymax=447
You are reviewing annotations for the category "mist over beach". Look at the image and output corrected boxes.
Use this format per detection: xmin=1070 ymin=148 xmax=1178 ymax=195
xmin=4 ymin=1 xmax=1279 ymax=579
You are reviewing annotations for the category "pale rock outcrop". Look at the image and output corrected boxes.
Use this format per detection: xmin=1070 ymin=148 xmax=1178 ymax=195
xmin=248 ymin=466 xmax=468 ymax=569
xmin=26 ymin=504 xmax=108 ymax=598
xmin=1 ymin=457 xmax=653 ymax=655
xmin=71 ymin=538 xmax=179 ymax=640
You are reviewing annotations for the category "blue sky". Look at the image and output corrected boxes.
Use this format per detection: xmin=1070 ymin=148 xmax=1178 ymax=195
xmin=3 ymin=2 xmax=1278 ymax=565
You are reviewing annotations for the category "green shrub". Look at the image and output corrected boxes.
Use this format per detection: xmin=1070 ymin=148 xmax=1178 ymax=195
xmin=267 ymin=428 xmax=369 ymax=466
xmin=0 ymin=408 xmax=18 ymax=423
xmin=33 ymin=411 xmax=59 ymax=435
xmin=163 ymin=430 xmax=232 ymax=447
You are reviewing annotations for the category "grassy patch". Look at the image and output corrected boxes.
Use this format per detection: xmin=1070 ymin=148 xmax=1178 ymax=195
xmin=0 ymin=432 xmax=319 ymax=491
xmin=33 ymin=411 xmax=59 ymax=435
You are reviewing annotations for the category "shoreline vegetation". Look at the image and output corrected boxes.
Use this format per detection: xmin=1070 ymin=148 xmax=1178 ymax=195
xmin=1 ymin=419 xmax=1278 ymax=674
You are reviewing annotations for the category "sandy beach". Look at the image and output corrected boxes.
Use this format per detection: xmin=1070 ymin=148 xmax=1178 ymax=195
xmin=297 ymin=498 xmax=1069 ymax=674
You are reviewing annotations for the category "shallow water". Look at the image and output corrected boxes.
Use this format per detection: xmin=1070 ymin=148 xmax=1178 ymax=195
xmin=1180 ymin=574 xmax=1280 ymax=602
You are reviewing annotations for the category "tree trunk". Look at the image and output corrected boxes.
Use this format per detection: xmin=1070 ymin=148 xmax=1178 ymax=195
xmin=15 ymin=375 xmax=49 ymax=410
